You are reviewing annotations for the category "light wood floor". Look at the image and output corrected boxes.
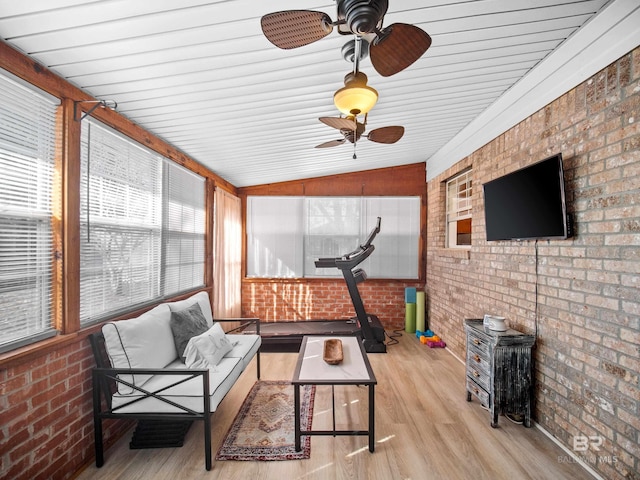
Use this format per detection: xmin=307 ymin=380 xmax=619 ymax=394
xmin=74 ymin=334 xmax=595 ymax=480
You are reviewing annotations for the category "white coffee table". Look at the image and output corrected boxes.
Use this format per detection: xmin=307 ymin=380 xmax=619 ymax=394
xmin=291 ymin=335 xmax=377 ymax=452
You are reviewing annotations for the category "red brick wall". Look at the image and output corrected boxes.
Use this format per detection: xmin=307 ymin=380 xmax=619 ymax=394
xmin=242 ymin=280 xmax=424 ymax=332
xmin=0 ymin=339 xmax=131 ymax=480
xmin=426 ymin=48 xmax=640 ymax=480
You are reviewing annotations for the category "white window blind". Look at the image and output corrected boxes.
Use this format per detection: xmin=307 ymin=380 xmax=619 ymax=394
xmin=246 ymin=196 xmax=304 ymax=277
xmin=305 ymin=197 xmax=361 ymax=278
xmin=163 ymin=161 xmax=206 ymax=293
xmin=247 ymin=196 xmax=420 ymax=279
xmin=80 ymin=119 xmax=205 ymax=325
xmin=80 ymin=121 xmax=162 ymax=322
xmin=359 ymin=197 xmax=420 ymax=279
xmin=0 ymin=69 xmax=59 ymax=353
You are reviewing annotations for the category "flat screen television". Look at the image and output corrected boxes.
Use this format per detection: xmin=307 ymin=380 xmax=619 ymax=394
xmin=483 ymin=153 xmax=571 ymax=241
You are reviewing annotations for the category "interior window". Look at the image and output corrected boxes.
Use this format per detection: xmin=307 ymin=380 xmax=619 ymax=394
xmin=446 ymin=169 xmax=473 ymax=248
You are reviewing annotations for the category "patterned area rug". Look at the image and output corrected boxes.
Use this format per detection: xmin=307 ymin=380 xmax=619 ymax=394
xmin=216 ymin=380 xmax=315 ymax=461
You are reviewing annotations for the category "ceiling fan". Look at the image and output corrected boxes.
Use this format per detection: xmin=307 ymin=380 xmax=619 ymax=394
xmin=315 ymin=115 xmax=404 ymax=158
xmin=261 ymin=0 xmax=432 ymax=77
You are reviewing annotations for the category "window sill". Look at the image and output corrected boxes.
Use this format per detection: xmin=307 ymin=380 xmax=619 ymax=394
xmin=0 ymin=289 xmax=213 ymax=369
xmin=0 ymin=331 xmax=83 ymax=369
xmin=243 ymin=277 xmax=420 ymax=283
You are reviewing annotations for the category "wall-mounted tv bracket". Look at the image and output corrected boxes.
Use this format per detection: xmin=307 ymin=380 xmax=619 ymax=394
xmin=73 ymin=99 xmax=117 ymax=122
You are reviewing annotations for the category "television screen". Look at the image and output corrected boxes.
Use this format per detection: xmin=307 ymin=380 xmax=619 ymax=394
xmin=483 ymin=153 xmax=570 ymax=241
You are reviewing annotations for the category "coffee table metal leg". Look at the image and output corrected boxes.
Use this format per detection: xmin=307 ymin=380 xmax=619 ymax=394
xmin=369 ymin=384 xmax=375 ymax=452
xmin=294 ymin=384 xmax=301 ymax=451
xmin=331 ymin=385 xmax=336 ymax=436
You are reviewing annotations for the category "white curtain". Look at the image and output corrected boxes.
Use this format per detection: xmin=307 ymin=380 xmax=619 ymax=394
xmin=213 ymin=188 xmax=242 ymax=325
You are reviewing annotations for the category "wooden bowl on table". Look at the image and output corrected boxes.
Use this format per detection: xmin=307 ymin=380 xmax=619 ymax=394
xmin=323 ymin=338 xmax=343 ymax=365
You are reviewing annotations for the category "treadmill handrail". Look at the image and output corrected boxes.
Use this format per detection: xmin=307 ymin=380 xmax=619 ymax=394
xmin=314 ymin=217 xmax=381 ymax=269
xmin=314 ymin=257 xmax=337 ymax=269
xmin=334 ymin=244 xmax=374 ymax=270
xmin=315 ymin=244 xmax=375 ymax=270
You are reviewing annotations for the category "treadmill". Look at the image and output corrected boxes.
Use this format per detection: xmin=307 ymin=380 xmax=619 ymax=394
xmin=314 ymin=217 xmax=387 ymax=353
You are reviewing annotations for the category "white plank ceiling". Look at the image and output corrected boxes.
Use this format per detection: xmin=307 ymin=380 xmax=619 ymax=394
xmin=1 ymin=0 xmax=638 ymax=186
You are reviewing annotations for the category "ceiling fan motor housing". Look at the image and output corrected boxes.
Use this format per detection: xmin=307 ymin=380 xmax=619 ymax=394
xmin=341 ymin=121 xmax=366 ymax=143
xmin=338 ymin=0 xmax=389 ymax=35
xmin=341 ymin=38 xmax=370 ymax=63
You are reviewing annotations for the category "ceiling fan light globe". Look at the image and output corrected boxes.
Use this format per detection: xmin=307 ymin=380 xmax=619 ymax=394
xmin=333 ymin=86 xmax=378 ymax=115
xmin=333 ymin=71 xmax=378 ymax=116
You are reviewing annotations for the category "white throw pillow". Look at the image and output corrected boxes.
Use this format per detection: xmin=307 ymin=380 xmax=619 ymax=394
xmin=102 ymin=303 xmax=176 ymax=394
xmin=183 ymin=323 xmax=237 ymax=370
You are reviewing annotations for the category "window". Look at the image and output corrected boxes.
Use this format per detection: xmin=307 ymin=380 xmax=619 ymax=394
xmin=0 ymin=70 xmax=60 ymax=353
xmin=247 ymin=196 xmax=420 ymax=279
xmin=446 ymin=169 xmax=472 ymax=248
xmin=79 ymin=119 xmax=205 ymax=325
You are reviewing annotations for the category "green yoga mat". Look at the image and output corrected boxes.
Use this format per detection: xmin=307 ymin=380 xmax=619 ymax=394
xmin=416 ymin=291 xmax=426 ymax=332
xmin=405 ymin=303 xmax=416 ymax=333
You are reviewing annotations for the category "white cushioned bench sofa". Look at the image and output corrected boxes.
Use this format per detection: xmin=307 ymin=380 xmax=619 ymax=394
xmin=89 ymin=291 xmax=261 ymax=471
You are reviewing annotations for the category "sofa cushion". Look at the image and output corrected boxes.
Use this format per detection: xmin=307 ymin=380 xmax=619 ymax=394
xmin=183 ymin=323 xmax=236 ymax=370
xmin=170 ymin=302 xmax=210 ymax=360
xmin=102 ymin=303 xmax=175 ymax=394
xmin=110 ymin=356 xmax=244 ymax=414
xmin=166 ymin=291 xmax=213 ymax=326
xmin=226 ymin=334 xmax=262 ymax=371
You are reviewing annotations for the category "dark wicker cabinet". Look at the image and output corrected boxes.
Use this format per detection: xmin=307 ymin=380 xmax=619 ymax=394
xmin=464 ymin=319 xmax=535 ymax=428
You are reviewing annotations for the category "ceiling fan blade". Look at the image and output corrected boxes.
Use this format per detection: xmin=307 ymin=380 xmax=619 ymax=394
xmin=370 ymin=23 xmax=432 ymax=76
xmin=319 ymin=116 xmax=357 ymax=131
xmin=315 ymin=139 xmax=346 ymax=148
xmin=261 ymin=11 xmax=333 ymax=49
xmin=367 ymin=126 xmax=405 ymax=144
